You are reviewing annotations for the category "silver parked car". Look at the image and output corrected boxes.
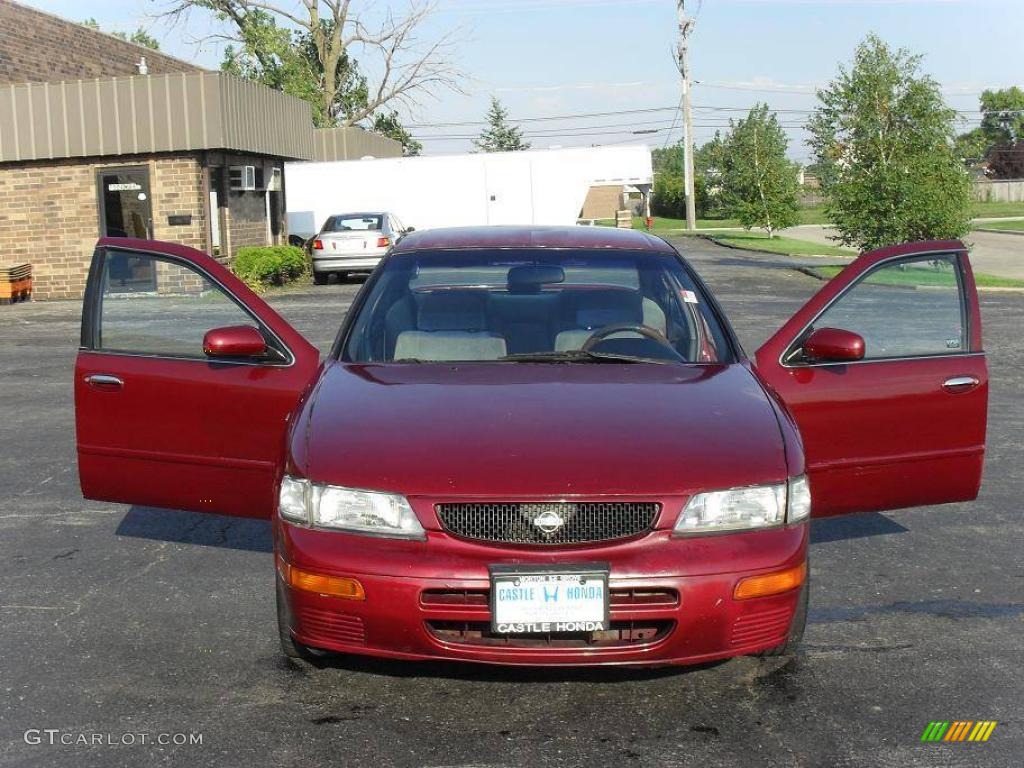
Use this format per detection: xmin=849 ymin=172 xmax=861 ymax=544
xmin=310 ymin=212 xmax=412 ymax=284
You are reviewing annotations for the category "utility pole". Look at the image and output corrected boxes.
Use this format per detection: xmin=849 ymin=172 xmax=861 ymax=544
xmin=676 ymin=1 xmax=696 ymax=231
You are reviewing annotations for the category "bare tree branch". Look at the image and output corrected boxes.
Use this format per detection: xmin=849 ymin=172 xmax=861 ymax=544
xmin=158 ymin=0 xmax=463 ymax=128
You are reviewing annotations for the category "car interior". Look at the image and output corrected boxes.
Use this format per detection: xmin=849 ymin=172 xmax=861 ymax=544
xmin=345 ymin=257 xmax=723 ymax=364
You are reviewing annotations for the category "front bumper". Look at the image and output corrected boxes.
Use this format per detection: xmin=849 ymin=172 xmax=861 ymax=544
xmin=276 ymin=520 xmax=808 ymax=667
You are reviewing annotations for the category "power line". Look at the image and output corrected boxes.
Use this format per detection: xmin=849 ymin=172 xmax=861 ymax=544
xmin=408 ymin=103 xmax=1002 ymax=130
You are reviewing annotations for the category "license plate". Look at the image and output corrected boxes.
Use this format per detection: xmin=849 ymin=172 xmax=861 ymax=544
xmin=489 ymin=564 xmax=609 ymax=634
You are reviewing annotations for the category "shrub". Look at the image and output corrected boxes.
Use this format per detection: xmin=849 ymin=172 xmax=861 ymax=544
xmin=652 ymin=172 xmax=714 ymax=220
xmin=652 ymin=173 xmax=685 ymax=218
xmin=232 ymin=245 xmax=308 ymax=291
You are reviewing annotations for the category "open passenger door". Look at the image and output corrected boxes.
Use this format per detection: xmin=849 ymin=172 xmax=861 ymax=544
xmin=75 ymin=238 xmax=321 ymax=519
xmin=754 ymin=240 xmax=988 ymax=517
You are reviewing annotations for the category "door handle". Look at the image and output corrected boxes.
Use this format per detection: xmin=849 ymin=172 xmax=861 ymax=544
xmin=942 ymin=375 xmax=979 ymax=394
xmin=84 ymin=374 xmax=124 ymax=391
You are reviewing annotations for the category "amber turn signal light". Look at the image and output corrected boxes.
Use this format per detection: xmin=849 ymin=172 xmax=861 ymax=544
xmin=282 ymin=563 xmax=365 ymax=600
xmin=734 ymin=562 xmax=806 ymax=600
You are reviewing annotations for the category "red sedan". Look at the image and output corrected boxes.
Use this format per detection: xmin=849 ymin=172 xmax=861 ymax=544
xmin=75 ymin=227 xmax=987 ymax=667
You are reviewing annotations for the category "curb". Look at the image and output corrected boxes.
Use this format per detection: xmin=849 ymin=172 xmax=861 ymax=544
xmin=974 ymin=227 xmax=1024 ymax=237
xmin=701 ymin=234 xmax=854 ymax=260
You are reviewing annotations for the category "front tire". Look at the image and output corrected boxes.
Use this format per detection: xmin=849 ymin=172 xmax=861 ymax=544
xmin=757 ymin=574 xmax=809 ymax=657
xmin=276 ymin=578 xmax=320 ymax=661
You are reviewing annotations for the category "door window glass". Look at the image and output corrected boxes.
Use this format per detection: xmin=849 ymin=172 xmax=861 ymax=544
xmin=812 ymin=254 xmax=965 ymax=359
xmin=98 ymin=167 xmax=154 ymax=289
xmin=99 ymin=251 xmax=258 ymax=359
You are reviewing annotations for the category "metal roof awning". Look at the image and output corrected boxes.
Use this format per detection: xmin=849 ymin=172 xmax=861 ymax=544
xmin=0 ymin=72 xmax=324 ymax=163
xmin=312 ymin=126 xmax=403 ymax=162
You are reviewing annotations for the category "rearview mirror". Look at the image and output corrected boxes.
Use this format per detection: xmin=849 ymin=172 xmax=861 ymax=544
xmin=203 ymin=325 xmax=268 ymax=359
xmin=507 ymin=265 xmax=565 ymax=294
xmin=803 ymin=327 xmax=865 ymax=363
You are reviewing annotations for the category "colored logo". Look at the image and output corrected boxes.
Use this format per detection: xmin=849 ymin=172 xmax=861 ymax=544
xmin=921 ymin=721 xmax=997 ymax=742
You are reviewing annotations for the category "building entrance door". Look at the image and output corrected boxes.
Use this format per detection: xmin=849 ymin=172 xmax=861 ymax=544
xmin=97 ymin=166 xmax=156 ymax=292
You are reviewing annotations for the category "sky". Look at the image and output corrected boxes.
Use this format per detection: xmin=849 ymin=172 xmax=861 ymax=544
xmin=22 ymin=0 xmax=1024 ymax=160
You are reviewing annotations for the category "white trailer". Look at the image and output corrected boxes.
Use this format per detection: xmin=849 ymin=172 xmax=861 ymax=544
xmin=285 ymin=145 xmax=653 ymax=239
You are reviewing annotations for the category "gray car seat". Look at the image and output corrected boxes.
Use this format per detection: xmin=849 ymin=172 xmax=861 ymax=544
xmin=394 ymin=292 xmax=507 ymax=361
xmin=554 ymin=289 xmax=667 ymax=351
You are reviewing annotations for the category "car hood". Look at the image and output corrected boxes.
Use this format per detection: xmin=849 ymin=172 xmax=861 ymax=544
xmin=300 ymin=362 xmax=788 ymax=498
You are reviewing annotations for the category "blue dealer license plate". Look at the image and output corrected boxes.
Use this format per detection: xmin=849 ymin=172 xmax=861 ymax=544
xmin=489 ymin=564 xmax=609 ymax=634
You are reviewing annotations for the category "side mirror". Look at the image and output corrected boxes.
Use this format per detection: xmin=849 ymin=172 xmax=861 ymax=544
xmin=802 ymin=327 xmax=865 ymax=363
xmin=203 ymin=325 xmax=268 ymax=359
xmin=403 ymin=226 xmax=415 ymax=233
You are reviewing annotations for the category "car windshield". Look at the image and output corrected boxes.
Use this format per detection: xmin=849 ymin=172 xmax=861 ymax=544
xmin=340 ymin=248 xmax=733 ymax=364
xmin=324 ymin=214 xmax=383 ymax=232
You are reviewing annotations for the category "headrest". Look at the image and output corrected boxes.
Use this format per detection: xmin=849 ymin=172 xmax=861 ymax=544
xmin=416 ymin=291 xmax=489 ymax=331
xmin=568 ymin=289 xmax=643 ymax=329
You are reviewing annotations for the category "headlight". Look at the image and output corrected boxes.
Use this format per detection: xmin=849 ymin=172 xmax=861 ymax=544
xmin=278 ymin=476 xmax=309 ymax=523
xmin=673 ymin=475 xmax=810 ymax=535
xmin=787 ymin=475 xmax=811 ymax=523
xmin=277 ymin=476 xmax=425 ymax=540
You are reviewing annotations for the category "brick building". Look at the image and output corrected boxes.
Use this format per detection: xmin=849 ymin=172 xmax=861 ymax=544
xmin=0 ymin=0 xmax=400 ymax=300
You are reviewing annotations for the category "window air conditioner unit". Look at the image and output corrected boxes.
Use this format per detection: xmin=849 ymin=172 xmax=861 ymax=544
xmin=229 ymin=165 xmax=256 ymax=191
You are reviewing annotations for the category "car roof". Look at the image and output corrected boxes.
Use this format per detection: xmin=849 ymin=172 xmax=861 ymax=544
xmin=329 ymin=212 xmax=387 ymax=218
xmin=392 ymin=225 xmax=675 ymax=254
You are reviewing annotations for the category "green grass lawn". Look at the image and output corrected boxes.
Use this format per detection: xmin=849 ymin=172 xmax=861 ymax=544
xmin=618 ymin=206 xmax=830 ymax=231
xmin=808 ymin=264 xmax=1024 ymax=289
xmin=709 ymin=232 xmax=855 ymax=258
xmin=974 ymin=218 xmax=1024 ymax=232
xmin=595 ymin=201 xmax=1024 ymax=231
xmin=971 ymin=201 xmax=1024 ymax=219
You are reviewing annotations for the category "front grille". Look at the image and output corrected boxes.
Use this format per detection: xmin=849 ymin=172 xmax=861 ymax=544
xmin=435 ymin=501 xmax=659 ymax=545
xmin=730 ymin=605 xmax=792 ymax=647
xmin=427 ymin=620 xmax=673 ymax=648
xmin=296 ymin=606 xmax=366 ymax=646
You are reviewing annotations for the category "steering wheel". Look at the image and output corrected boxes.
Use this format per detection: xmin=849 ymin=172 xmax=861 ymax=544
xmin=581 ymin=322 xmax=676 ymax=352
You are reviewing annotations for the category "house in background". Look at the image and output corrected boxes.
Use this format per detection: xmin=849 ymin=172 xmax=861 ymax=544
xmin=0 ymin=0 xmax=399 ymax=300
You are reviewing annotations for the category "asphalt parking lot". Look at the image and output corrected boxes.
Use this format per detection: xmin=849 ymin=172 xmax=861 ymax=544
xmin=0 ymin=237 xmax=1021 ymax=767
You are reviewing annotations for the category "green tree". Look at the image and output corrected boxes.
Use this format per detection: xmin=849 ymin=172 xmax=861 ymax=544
xmin=650 ymin=134 xmax=725 ymax=219
xmin=650 ymin=145 xmax=682 ymax=176
xmin=694 ymin=132 xmax=726 ymax=217
xmin=82 ymin=18 xmax=160 ymax=50
xmin=954 ymin=87 xmax=1024 ymax=166
xmin=808 ymin=34 xmax=971 ymax=250
xmin=978 ymin=86 xmax=1024 ymax=145
xmin=473 ymin=98 xmax=531 ymax=152
xmin=719 ymin=104 xmax=799 ymax=237
xmin=954 ymin=127 xmax=991 ymax=165
xmin=372 ymin=111 xmax=422 ymax=156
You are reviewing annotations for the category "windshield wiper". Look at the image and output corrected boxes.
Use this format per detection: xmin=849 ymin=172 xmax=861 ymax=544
xmin=498 ymin=350 xmax=662 ymax=364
